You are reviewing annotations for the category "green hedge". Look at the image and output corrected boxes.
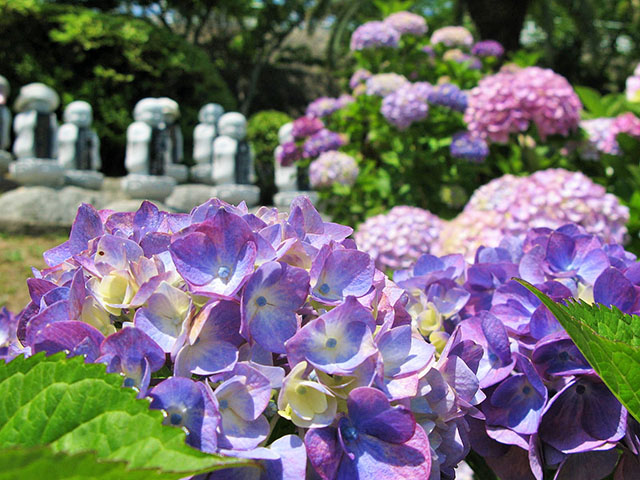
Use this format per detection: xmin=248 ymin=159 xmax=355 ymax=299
xmin=0 ymin=0 xmax=236 ymax=175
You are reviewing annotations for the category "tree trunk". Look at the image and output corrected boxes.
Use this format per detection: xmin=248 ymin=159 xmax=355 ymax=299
xmin=465 ymin=0 xmax=532 ymax=52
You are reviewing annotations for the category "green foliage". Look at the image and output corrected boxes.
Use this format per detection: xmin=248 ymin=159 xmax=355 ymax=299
xmin=247 ymin=110 xmax=292 ymax=205
xmin=0 ymin=352 xmax=250 ymax=478
xmin=518 ymin=280 xmax=640 ymax=423
xmin=0 ymin=0 xmax=235 ymax=174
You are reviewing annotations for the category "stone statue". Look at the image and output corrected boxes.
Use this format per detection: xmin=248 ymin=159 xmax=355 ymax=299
xmin=190 ymin=103 xmax=224 ymax=184
xmin=273 ymin=122 xmax=317 ymax=208
xmin=158 ymin=97 xmax=187 ymax=183
xmin=122 ymin=98 xmax=175 ymax=201
xmin=57 ymin=100 xmax=103 ymax=189
xmin=210 ymin=112 xmax=259 ymax=206
xmin=9 ymin=83 xmax=65 ymax=186
xmin=0 ymin=76 xmax=11 ymax=173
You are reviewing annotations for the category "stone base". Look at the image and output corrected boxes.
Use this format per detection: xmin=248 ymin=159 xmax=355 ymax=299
xmin=64 ymin=170 xmax=104 ymax=190
xmin=8 ymin=158 xmax=65 ymax=187
xmin=190 ymin=164 xmax=214 ymax=185
xmin=166 ymin=184 xmax=217 ymax=213
xmin=273 ymin=191 xmax=319 ymax=209
xmin=121 ymin=174 xmax=176 ymax=201
xmin=165 ymin=163 xmax=189 ymax=184
xmin=210 ymin=184 xmax=260 ymax=207
xmin=0 ymin=150 xmax=12 ymax=174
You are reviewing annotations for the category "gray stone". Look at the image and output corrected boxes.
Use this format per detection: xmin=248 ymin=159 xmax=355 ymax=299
xmin=210 ymin=184 xmax=260 ymax=207
xmin=0 ymin=185 xmax=114 ymax=233
xmin=64 ymin=170 xmax=104 ymax=190
xmin=0 ymin=150 xmax=11 ymax=174
xmin=190 ymin=164 xmax=214 ymax=185
xmin=166 ymin=184 xmax=217 ymax=212
xmin=273 ymin=191 xmax=319 ymax=210
xmin=8 ymin=158 xmax=65 ymax=187
xmin=121 ymin=173 xmax=175 ymax=201
xmin=165 ymin=163 xmax=189 ymax=184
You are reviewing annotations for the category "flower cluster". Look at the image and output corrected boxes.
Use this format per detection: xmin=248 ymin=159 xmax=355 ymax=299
xmin=381 ymin=82 xmax=431 ymax=129
xmin=306 ymin=95 xmax=355 ymax=119
xmin=303 ymin=129 xmax=346 ymax=159
xmin=365 ymin=73 xmax=409 ymax=97
xmin=579 ymin=117 xmax=618 ymax=158
xmin=471 ymin=40 xmax=504 ymax=58
xmin=430 ymin=26 xmax=474 ymax=47
xmin=450 ymin=131 xmax=489 ymax=162
xmin=442 ymin=49 xmax=482 ymax=70
xmin=626 ymin=63 xmax=640 ymax=102
xmin=395 ymin=221 xmax=640 ymax=480
xmin=428 ymin=83 xmax=468 ymax=112
xmin=277 ymin=116 xmax=346 ymax=167
xmin=349 ymin=68 xmax=372 ymax=90
xmin=383 ymin=11 xmax=428 ymax=36
xmin=434 ymin=168 xmax=629 ymax=259
xmin=465 ymin=67 xmax=582 ymax=143
xmin=354 ymin=206 xmax=445 ymax=271
xmin=308 ymin=151 xmax=359 ymax=189
xmin=7 ymin=197 xmax=489 ymax=479
xmin=350 ymin=21 xmax=400 ymax=51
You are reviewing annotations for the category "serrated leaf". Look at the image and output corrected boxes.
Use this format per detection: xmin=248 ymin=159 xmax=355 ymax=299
xmin=517 ymin=279 xmax=640 ymax=423
xmin=0 ymin=446 xmax=182 ymax=480
xmin=0 ymin=353 xmax=251 ymax=476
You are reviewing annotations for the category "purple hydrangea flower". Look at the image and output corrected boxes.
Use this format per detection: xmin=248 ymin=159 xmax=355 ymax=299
xmin=471 ymin=40 xmax=504 ymax=58
xmin=365 ymin=73 xmax=409 ymax=97
xmin=443 ymin=48 xmax=482 ymax=69
xmin=350 ymin=21 xmax=400 ymax=51
xmin=302 ymin=129 xmax=346 ymax=159
xmin=428 ymin=83 xmax=468 ymax=112
xmin=626 ymin=62 xmax=640 ymax=102
xmin=430 ymin=26 xmax=473 ymax=47
xmin=149 ymin=376 xmax=220 ymax=453
xmin=291 ymin=116 xmax=324 ymax=139
xmin=381 ymin=83 xmax=429 ymax=129
xmin=383 ymin=11 xmax=428 ymax=36
xmin=580 ymin=117 xmax=619 ymax=158
xmin=305 ymin=387 xmax=432 ymax=479
xmin=275 ymin=141 xmax=302 ymax=167
xmin=306 ymin=97 xmax=342 ymax=118
xmin=349 ymin=69 xmax=372 ymax=90
xmin=309 ymin=151 xmax=359 ymax=189
xmin=450 ymin=131 xmax=489 ymax=162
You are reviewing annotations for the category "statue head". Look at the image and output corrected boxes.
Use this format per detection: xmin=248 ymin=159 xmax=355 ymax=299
xmin=0 ymin=76 xmax=9 ymax=106
xmin=278 ymin=122 xmax=294 ymax=144
xmin=14 ymin=83 xmax=59 ymax=113
xmin=198 ymin=103 xmax=225 ymax=125
xmin=218 ymin=112 xmax=247 ymax=140
xmin=133 ymin=98 xmax=164 ymax=127
xmin=158 ymin=97 xmax=180 ymax=123
xmin=63 ymin=100 xmax=93 ymax=127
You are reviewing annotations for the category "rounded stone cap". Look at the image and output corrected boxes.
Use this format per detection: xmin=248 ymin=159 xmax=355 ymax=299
xmin=63 ymin=100 xmax=93 ymax=126
xmin=133 ymin=98 xmax=163 ymax=126
xmin=14 ymin=83 xmax=60 ymax=113
xmin=218 ymin=112 xmax=247 ymax=139
xmin=0 ymin=75 xmax=9 ymax=105
xmin=198 ymin=103 xmax=225 ymax=124
xmin=158 ymin=97 xmax=180 ymax=121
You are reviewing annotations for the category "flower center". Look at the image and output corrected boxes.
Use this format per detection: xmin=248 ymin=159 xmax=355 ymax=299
xmin=319 ymin=283 xmax=330 ymax=295
xmin=340 ymin=424 xmax=359 ymax=442
xmin=217 ymin=266 xmax=231 ymax=279
xmin=296 ymin=385 xmax=308 ymax=395
xmin=576 ymin=384 xmax=586 ymax=395
xmin=256 ymin=296 xmax=267 ymax=307
xmin=325 ymin=338 xmax=338 ymax=348
xmin=559 ymin=351 xmax=570 ymax=362
xmin=170 ymin=412 xmax=183 ymax=426
xmin=522 ymin=385 xmax=531 ymax=395
xmin=123 ymin=377 xmax=136 ymax=388
xmin=219 ymin=399 xmax=229 ymax=409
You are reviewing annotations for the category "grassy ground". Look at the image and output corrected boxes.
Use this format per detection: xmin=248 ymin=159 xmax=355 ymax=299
xmin=0 ymin=233 xmax=68 ymax=313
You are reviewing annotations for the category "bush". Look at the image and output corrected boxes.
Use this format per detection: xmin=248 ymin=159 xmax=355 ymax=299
xmin=247 ymin=110 xmax=292 ymax=205
xmin=0 ymin=0 xmax=236 ymax=175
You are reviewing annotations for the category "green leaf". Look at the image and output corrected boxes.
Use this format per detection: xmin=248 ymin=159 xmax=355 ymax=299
xmin=517 ymin=279 xmax=640 ymax=422
xmin=574 ymin=86 xmax=603 ymax=115
xmin=0 ymin=353 xmax=251 ymax=476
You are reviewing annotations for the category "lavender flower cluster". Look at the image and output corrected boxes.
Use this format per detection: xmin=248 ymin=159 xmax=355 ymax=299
xmin=306 ymin=95 xmax=355 ymax=119
xmin=354 ymin=206 xmax=445 ymax=271
xmin=430 ymin=26 xmax=474 ymax=48
xmin=428 ymin=83 xmax=468 ymax=112
xmin=2 ymin=197 xmax=486 ymax=479
xmin=471 ymin=40 xmax=504 ymax=58
xmin=383 ymin=11 xmax=428 ymax=36
xmin=308 ymin=151 xmax=359 ymax=189
xmin=350 ymin=21 xmax=400 ymax=51
xmin=276 ymin=116 xmax=346 ymax=166
xmin=442 ymin=49 xmax=482 ymax=70
xmin=580 ymin=112 xmax=640 ymax=158
xmin=434 ymin=168 xmax=629 ymax=259
xmin=449 ymin=131 xmax=489 ymax=162
xmin=394 ymin=221 xmax=640 ymax=480
xmin=381 ymin=82 xmax=431 ymax=129
xmin=464 ymin=67 xmax=582 ymax=143
xmin=365 ymin=72 xmax=409 ymax=97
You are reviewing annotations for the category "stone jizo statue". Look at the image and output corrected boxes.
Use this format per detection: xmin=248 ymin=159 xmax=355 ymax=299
xmin=191 ymin=103 xmax=224 ymax=184
xmin=158 ymin=97 xmax=187 ymax=183
xmin=57 ymin=100 xmax=103 ymax=189
xmin=0 ymin=75 xmax=11 ymax=173
xmin=9 ymin=83 xmax=65 ymax=187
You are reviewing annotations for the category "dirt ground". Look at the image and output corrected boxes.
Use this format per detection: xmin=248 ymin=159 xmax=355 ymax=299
xmin=0 ymin=233 xmax=68 ymax=313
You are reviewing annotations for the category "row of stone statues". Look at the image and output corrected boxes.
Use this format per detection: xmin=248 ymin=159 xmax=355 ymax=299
xmin=0 ymin=78 xmax=314 ymax=208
